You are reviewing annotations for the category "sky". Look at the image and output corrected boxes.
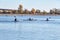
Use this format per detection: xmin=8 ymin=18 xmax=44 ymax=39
xmin=0 ymin=0 xmax=60 ymax=11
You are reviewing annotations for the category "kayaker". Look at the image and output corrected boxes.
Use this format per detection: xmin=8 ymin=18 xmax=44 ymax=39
xmin=28 ymin=18 xmax=32 ymax=21
xmin=46 ymin=18 xmax=49 ymax=21
xmin=14 ymin=16 xmax=17 ymax=22
xmin=15 ymin=18 xmax=17 ymax=22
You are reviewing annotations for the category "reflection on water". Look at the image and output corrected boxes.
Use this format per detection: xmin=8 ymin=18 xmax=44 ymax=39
xmin=0 ymin=15 xmax=60 ymax=40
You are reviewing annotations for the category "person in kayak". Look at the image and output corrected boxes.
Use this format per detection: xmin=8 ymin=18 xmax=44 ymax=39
xmin=46 ymin=18 xmax=49 ymax=21
xmin=15 ymin=18 xmax=17 ymax=22
xmin=28 ymin=18 xmax=33 ymax=21
xmin=14 ymin=16 xmax=17 ymax=22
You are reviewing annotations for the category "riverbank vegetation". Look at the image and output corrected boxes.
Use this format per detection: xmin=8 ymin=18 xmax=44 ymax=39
xmin=0 ymin=4 xmax=60 ymax=15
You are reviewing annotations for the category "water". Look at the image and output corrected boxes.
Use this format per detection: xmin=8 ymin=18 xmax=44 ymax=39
xmin=0 ymin=15 xmax=60 ymax=40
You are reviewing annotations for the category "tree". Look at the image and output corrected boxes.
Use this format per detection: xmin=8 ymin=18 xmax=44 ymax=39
xmin=52 ymin=8 xmax=57 ymax=14
xmin=24 ymin=9 xmax=29 ymax=14
xmin=36 ymin=9 xmax=41 ymax=14
xmin=31 ymin=8 xmax=36 ymax=14
xmin=43 ymin=10 xmax=47 ymax=15
xmin=50 ymin=10 xmax=54 ymax=14
xmin=12 ymin=10 xmax=16 ymax=14
xmin=18 ymin=4 xmax=23 ymax=14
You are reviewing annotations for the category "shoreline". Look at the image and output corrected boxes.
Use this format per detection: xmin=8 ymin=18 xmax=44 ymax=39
xmin=0 ymin=14 xmax=59 ymax=16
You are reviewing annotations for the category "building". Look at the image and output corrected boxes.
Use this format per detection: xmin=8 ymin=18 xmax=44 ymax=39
xmin=50 ymin=8 xmax=60 ymax=14
xmin=0 ymin=9 xmax=17 ymax=14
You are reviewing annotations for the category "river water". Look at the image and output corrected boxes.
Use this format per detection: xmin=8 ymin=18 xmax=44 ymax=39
xmin=0 ymin=15 xmax=60 ymax=40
